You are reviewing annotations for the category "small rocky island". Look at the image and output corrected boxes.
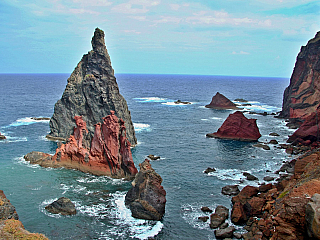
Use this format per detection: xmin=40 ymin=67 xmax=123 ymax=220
xmin=25 ymin=28 xmax=138 ymax=179
xmin=46 ymin=27 xmax=136 ymax=146
xmin=0 ymin=132 xmax=6 ymax=140
xmin=206 ymin=111 xmax=261 ymax=141
xmin=205 ymin=92 xmax=238 ymax=109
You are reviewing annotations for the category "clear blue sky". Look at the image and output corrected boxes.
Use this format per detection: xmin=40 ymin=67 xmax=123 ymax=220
xmin=0 ymin=0 xmax=319 ymax=77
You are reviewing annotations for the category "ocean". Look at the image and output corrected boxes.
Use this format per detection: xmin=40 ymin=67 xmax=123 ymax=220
xmin=0 ymin=73 xmax=296 ymax=239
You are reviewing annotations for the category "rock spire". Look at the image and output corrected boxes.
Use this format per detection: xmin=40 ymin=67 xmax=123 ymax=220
xmin=47 ymin=28 xmax=136 ymax=146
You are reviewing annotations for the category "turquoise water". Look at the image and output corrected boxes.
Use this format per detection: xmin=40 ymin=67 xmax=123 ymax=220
xmin=0 ymin=74 xmax=295 ymax=239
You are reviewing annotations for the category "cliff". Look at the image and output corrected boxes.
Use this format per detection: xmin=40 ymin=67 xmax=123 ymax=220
xmin=279 ymin=31 xmax=320 ymax=120
xmin=47 ymin=28 xmax=137 ymax=146
xmin=206 ymin=111 xmax=261 ymax=141
xmin=205 ymin=92 xmax=238 ymax=109
xmin=125 ymin=159 xmax=166 ymax=220
xmin=25 ymin=112 xmax=138 ymax=179
xmin=230 ymin=150 xmax=320 ymax=239
xmin=0 ymin=190 xmax=48 ymax=239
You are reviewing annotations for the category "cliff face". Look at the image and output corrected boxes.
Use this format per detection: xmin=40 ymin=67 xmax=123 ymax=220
xmin=47 ymin=28 xmax=136 ymax=146
xmin=25 ymin=112 xmax=138 ymax=179
xmin=280 ymin=32 xmax=320 ymax=120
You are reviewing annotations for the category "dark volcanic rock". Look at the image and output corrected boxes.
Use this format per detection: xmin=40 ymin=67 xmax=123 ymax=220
xmin=210 ymin=205 xmax=229 ymax=229
xmin=45 ymin=197 xmax=76 ymax=215
xmin=269 ymin=132 xmax=280 ymax=136
xmin=125 ymin=159 xmax=166 ymax=220
xmin=214 ymin=226 xmax=235 ymax=239
xmin=201 ymin=206 xmax=213 ymax=213
xmin=147 ymin=154 xmax=161 ymax=161
xmin=206 ymin=111 xmax=261 ymax=141
xmin=221 ymin=185 xmax=240 ymax=196
xmin=47 ymin=28 xmax=136 ymax=146
xmin=205 ymin=92 xmax=238 ymax=109
xmin=198 ymin=216 xmax=209 ymax=222
xmin=0 ymin=132 xmax=6 ymax=140
xmin=204 ymin=167 xmax=216 ymax=174
xmin=24 ymin=151 xmax=52 ymax=164
xmin=253 ymin=143 xmax=270 ymax=150
xmin=279 ymin=31 xmax=320 ymax=120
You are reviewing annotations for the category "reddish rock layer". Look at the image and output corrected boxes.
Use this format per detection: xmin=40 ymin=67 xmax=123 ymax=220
xmin=231 ymin=150 xmax=320 ymax=239
xmin=25 ymin=112 xmax=137 ymax=179
xmin=280 ymin=31 xmax=320 ymax=120
xmin=206 ymin=111 xmax=261 ymax=141
xmin=205 ymin=92 xmax=238 ymax=109
xmin=288 ymin=108 xmax=320 ymax=144
xmin=125 ymin=159 xmax=166 ymax=220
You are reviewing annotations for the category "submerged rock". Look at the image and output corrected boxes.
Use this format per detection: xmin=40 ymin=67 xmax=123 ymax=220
xmin=206 ymin=111 xmax=261 ymax=141
xmin=125 ymin=159 xmax=166 ymax=220
xmin=47 ymin=28 xmax=136 ymax=146
xmin=25 ymin=112 xmax=138 ymax=179
xmin=174 ymin=100 xmax=191 ymax=104
xmin=45 ymin=197 xmax=76 ymax=215
xmin=221 ymin=185 xmax=240 ymax=196
xmin=147 ymin=154 xmax=161 ymax=161
xmin=204 ymin=167 xmax=216 ymax=174
xmin=205 ymin=92 xmax=238 ymax=109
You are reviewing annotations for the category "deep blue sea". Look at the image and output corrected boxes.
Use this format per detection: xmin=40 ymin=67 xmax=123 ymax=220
xmin=0 ymin=74 xmax=296 ymax=239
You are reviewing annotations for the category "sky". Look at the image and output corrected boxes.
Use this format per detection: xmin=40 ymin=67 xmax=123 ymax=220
xmin=0 ymin=0 xmax=319 ymax=77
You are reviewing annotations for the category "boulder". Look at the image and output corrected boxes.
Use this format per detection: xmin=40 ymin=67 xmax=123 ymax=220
xmin=25 ymin=113 xmax=138 ymax=179
xmin=174 ymin=100 xmax=191 ymax=104
xmin=205 ymin=92 xmax=238 ymax=109
xmin=45 ymin=197 xmax=76 ymax=215
xmin=198 ymin=216 xmax=209 ymax=222
xmin=214 ymin=226 xmax=235 ymax=239
xmin=269 ymin=132 xmax=280 ymax=136
xmin=263 ymin=176 xmax=275 ymax=182
xmin=253 ymin=143 xmax=270 ymax=150
xmin=201 ymin=206 xmax=213 ymax=213
xmin=125 ymin=159 xmax=166 ymax=220
xmin=47 ymin=28 xmax=136 ymax=146
xmin=206 ymin=111 xmax=261 ymax=141
xmin=279 ymin=31 xmax=320 ymax=120
xmin=221 ymin=185 xmax=240 ymax=196
xmin=210 ymin=205 xmax=229 ymax=229
xmin=306 ymin=193 xmax=320 ymax=239
xmin=204 ymin=167 xmax=216 ymax=174
xmin=243 ymin=172 xmax=258 ymax=181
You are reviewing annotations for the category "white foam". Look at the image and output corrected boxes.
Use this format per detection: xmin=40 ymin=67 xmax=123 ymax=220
xmin=76 ymin=175 xmax=126 ymax=185
xmin=211 ymin=117 xmax=222 ymax=120
xmin=161 ymin=101 xmax=193 ymax=106
xmin=105 ymin=191 xmax=163 ymax=239
xmin=207 ymin=168 xmax=246 ymax=181
xmin=134 ymin=97 xmax=167 ymax=103
xmin=0 ymin=136 xmax=28 ymax=143
xmin=39 ymin=198 xmax=62 ymax=218
xmin=3 ymin=117 xmax=50 ymax=128
xmin=14 ymin=156 xmax=41 ymax=168
xmin=134 ymin=123 xmax=151 ymax=133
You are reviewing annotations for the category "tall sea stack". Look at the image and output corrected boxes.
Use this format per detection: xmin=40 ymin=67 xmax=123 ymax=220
xmin=47 ymin=28 xmax=137 ymax=146
xmin=279 ymin=31 xmax=320 ymax=120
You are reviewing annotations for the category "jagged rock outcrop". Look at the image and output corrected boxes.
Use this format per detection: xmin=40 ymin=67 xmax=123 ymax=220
xmin=279 ymin=31 xmax=320 ymax=120
xmin=228 ymin=150 xmax=320 ymax=239
xmin=0 ymin=190 xmax=48 ymax=239
xmin=206 ymin=111 xmax=261 ymax=141
xmin=287 ymin=108 xmax=320 ymax=144
xmin=125 ymin=159 xmax=166 ymax=220
xmin=47 ymin=27 xmax=136 ymax=146
xmin=25 ymin=112 xmax=138 ymax=179
xmin=205 ymin=92 xmax=238 ymax=109
xmin=45 ymin=197 xmax=76 ymax=215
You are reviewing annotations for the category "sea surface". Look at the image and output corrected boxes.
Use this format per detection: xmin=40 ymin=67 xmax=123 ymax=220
xmin=0 ymin=73 xmax=296 ymax=239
